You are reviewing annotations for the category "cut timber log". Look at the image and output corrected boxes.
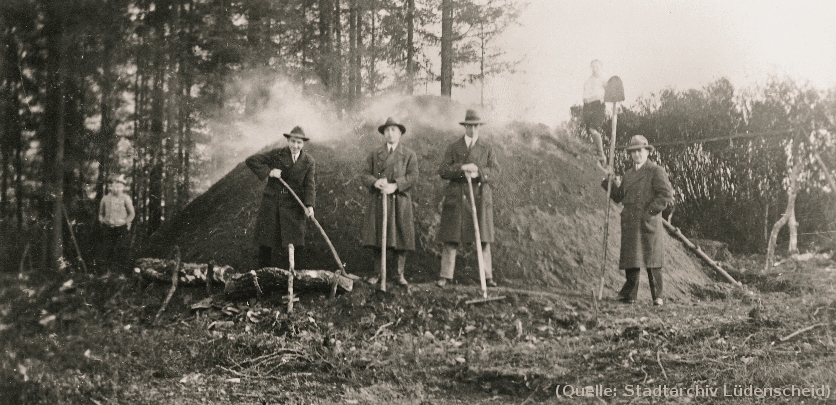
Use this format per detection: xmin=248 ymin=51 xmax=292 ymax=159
xmin=135 ymin=258 xmax=233 ymax=285
xmin=224 ymin=267 xmax=353 ymax=299
xmin=662 ymin=219 xmax=742 ymax=287
xmin=134 ymin=258 xmax=353 ymax=299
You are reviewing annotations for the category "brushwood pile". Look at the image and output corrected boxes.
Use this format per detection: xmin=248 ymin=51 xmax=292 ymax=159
xmin=146 ymin=96 xmax=714 ymax=301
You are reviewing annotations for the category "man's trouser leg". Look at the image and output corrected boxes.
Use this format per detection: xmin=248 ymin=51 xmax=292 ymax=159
xmin=647 ymin=267 xmax=663 ymax=301
xmin=618 ymin=268 xmax=641 ymax=301
xmin=482 ymin=243 xmax=493 ymax=280
xmin=396 ymin=251 xmax=408 ymax=285
xmin=440 ymin=243 xmax=457 ymax=280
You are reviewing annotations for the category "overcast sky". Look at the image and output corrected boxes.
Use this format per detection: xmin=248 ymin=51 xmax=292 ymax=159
xmin=457 ymin=0 xmax=836 ymax=126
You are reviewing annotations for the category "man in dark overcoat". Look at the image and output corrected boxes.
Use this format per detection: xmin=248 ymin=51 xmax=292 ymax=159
xmin=436 ymin=109 xmax=499 ymax=287
xmin=603 ymin=135 xmax=673 ymax=305
xmin=360 ymin=117 xmax=419 ymax=286
xmin=246 ymin=126 xmax=316 ymax=268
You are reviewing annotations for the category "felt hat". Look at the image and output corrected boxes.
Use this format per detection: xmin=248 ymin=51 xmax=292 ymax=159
xmin=377 ymin=117 xmax=406 ymax=134
xmin=624 ymin=135 xmax=655 ymax=152
xmin=110 ymin=174 xmax=127 ymax=185
xmin=459 ymin=109 xmax=485 ymax=126
xmin=283 ymin=126 xmax=309 ymax=141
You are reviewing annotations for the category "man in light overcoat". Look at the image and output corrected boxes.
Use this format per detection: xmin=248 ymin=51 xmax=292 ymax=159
xmin=360 ymin=117 xmax=419 ymax=286
xmin=246 ymin=126 xmax=316 ymax=268
xmin=437 ymin=109 xmax=499 ymax=287
xmin=603 ymin=135 xmax=673 ymax=305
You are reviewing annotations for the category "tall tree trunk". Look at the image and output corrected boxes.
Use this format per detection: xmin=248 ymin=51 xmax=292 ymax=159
xmin=333 ymin=0 xmax=342 ymax=97
xmin=368 ymin=1 xmax=376 ymax=95
xmin=354 ymin=1 xmax=363 ymax=98
xmin=0 ymin=19 xmax=7 ymax=219
xmin=440 ymin=0 xmax=453 ymax=97
xmin=479 ymin=22 xmax=485 ymax=107
xmin=764 ymin=139 xmax=803 ymax=271
xmin=180 ymin=76 xmax=192 ymax=208
xmin=348 ymin=0 xmax=357 ymax=99
xmin=49 ymin=20 xmax=69 ymax=270
xmin=147 ymin=64 xmax=165 ymax=235
xmin=318 ymin=0 xmax=334 ymax=89
xmin=405 ymin=0 xmax=415 ymax=94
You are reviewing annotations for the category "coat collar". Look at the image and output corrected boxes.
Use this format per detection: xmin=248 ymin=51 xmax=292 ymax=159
xmin=280 ymin=146 xmax=306 ymax=166
xmin=625 ymin=160 xmax=655 ymax=185
xmin=376 ymin=143 xmax=404 ymax=159
xmin=455 ymin=136 xmax=485 ymax=155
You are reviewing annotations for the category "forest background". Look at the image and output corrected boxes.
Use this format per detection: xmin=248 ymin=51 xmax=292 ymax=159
xmin=0 ymin=0 xmax=834 ymax=273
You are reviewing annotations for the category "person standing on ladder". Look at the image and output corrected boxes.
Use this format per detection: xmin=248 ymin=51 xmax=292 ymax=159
xmin=360 ymin=117 xmax=419 ymax=287
xmin=246 ymin=126 xmax=316 ymax=269
xmin=436 ymin=109 xmax=499 ymax=288
xmin=583 ymin=59 xmax=608 ymax=168
xmin=602 ymin=135 xmax=673 ymax=306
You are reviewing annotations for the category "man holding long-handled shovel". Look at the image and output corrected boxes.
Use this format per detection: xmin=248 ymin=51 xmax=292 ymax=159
xmin=361 ymin=118 xmax=419 ymax=289
xmin=601 ymin=135 xmax=673 ymax=306
xmin=246 ymin=126 xmax=316 ymax=269
xmin=436 ymin=109 xmax=499 ymax=288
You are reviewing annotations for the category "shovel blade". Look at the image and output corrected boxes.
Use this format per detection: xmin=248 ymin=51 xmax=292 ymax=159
xmin=605 ymin=76 xmax=625 ymax=103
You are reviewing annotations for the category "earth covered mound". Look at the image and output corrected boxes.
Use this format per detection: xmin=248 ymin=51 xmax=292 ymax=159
xmin=146 ymin=96 xmax=715 ymax=301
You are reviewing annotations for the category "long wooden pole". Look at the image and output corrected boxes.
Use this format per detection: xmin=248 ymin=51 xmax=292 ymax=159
xmin=661 ymin=219 xmax=742 ymax=286
xmin=380 ymin=193 xmax=388 ymax=292
xmin=466 ymin=176 xmax=488 ymax=299
xmin=598 ymin=102 xmax=619 ymax=300
xmin=276 ymin=177 xmax=347 ymax=275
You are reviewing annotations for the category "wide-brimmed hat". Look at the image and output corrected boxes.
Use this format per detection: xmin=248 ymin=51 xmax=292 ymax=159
xmin=459 ymin=109 xmax=485 ymax=126
xmin=283 ymin=126 xmax=309 ymax=141
xmin=624 ymin=135 xmax=655 ymax=152
xmin=109 ymin=174 xmax=127 ymax=185
xmin=378 ymin=117 xmax=406 ymax=134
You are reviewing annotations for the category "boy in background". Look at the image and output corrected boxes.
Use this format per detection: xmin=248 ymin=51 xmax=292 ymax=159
xmin=97 ymin=174 xmax=135 ymax=271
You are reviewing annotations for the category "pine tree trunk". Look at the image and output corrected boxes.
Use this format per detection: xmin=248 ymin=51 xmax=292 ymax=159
xmin=147 ymin=64 xmax=165 ymax=235
xmin=348 ymin=0 xmax=357 ymax=100
xmin=368 ymin=1 xmax=376 ymax=95
xmin=440 ymin=0 xmax=453 ymax=97
xmin=333 ymin=0 xmax=342 ymax=96
xmin=406 ymin=0 xmax=415 ymax=94
xmin=318 ymin=0 xmax=334 ymax=89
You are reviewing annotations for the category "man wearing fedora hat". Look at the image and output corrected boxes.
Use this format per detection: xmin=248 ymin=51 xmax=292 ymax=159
xmin=436 ymin=109 xmax=499 ymax=288
xmin=96 ymin=174 xmax=135 ymax=271
xmin=602 ymin=135 xmax=673 ymax=306
xmin=246 ymin=126 xmax=316 ymax=269
xmin=360 ymin=117 xmax=419 ymax=286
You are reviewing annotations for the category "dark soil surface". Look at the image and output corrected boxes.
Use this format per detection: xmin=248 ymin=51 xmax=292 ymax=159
xmin=1 ymin=254 xmax=835 ymax=404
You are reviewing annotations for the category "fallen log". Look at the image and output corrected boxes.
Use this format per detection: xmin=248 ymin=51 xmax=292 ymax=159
xmin=224 ymin=267 xmax=353 ymax=299
xmin=134 ymin=258 xmax=353 ymax=299
xmin=662 ymin=219 xmax=742 ymax=287
xmin=134 ymin=258 xmax=234 ymax=285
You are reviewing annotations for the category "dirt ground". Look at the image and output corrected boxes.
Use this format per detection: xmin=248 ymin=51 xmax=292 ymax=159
xmin=1 ymin=253 xmax=835 ymax=404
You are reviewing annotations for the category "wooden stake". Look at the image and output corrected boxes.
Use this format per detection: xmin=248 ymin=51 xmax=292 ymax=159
xmin=287 ymin=244 xmax=295 ymax=313
xmin=380 ymin=193 xmax=388 ymax=292
xmin=154 ymin=246 xmax=180 ymax=324
xmin=206 ymin=260 xmax=214 ymax=295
